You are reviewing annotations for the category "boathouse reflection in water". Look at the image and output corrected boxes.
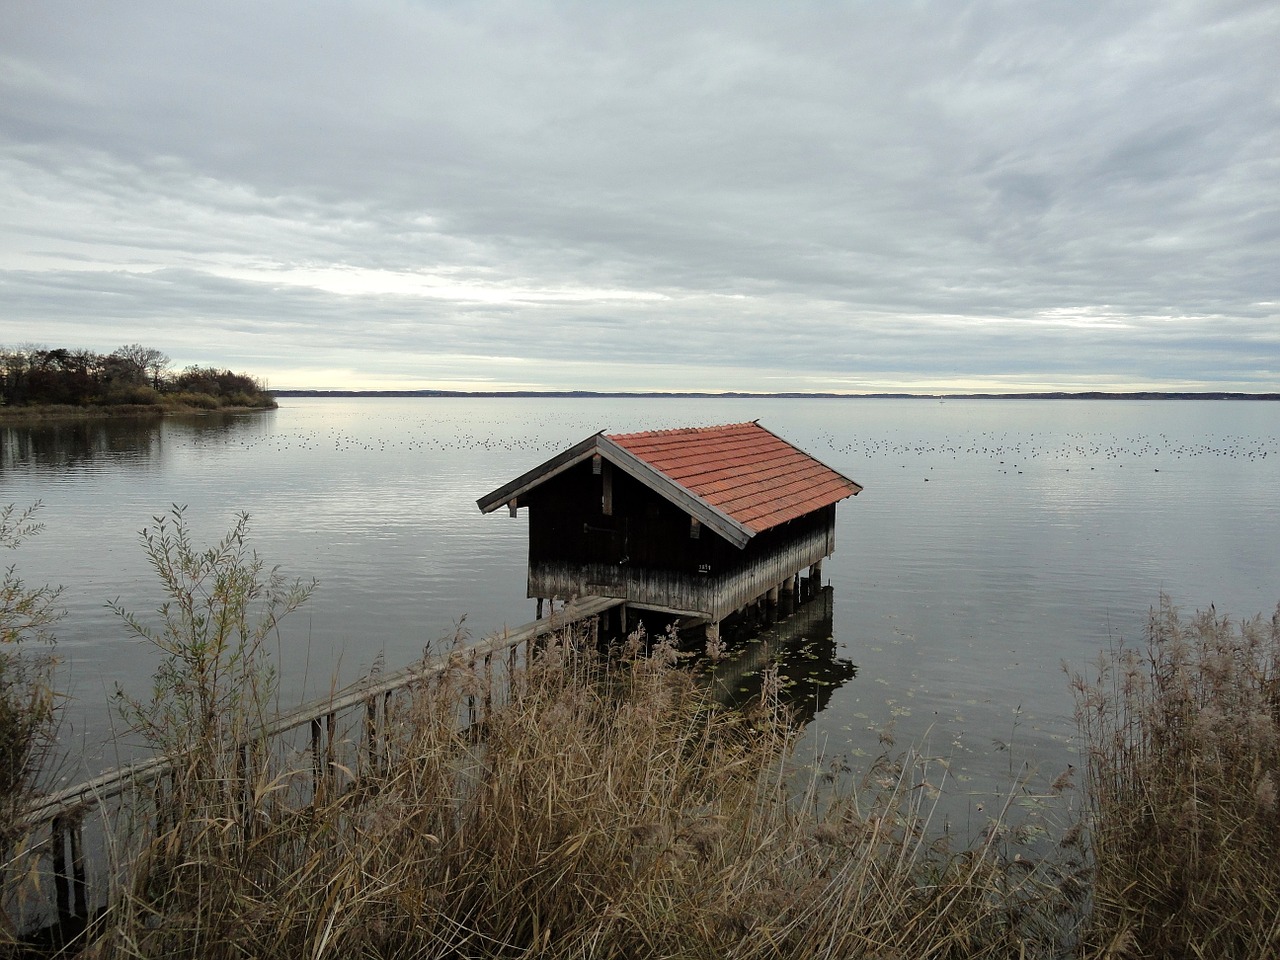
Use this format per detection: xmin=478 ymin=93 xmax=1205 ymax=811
xmin=703 ymin=586 xmax=855 ymax=725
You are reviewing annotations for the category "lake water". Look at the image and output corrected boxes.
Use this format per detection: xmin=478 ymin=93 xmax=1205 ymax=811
xmin=3 ymin=397 xmax=1278 ymax=813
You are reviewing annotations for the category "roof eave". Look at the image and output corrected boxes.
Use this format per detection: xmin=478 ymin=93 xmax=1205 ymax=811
xmin=477 ymin=432 xmax=755 ymax=549
xmin=476 ymin=433 xmax=602 ymax=514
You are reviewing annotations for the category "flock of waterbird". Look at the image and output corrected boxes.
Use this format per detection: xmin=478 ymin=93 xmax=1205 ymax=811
xmin=219 ymin=416 xmax=570 ymax=456
xmin=210 ymin=416 xmax=1276 ymax=485
xmin=812 ymin=430 xmax=1275 ymax=471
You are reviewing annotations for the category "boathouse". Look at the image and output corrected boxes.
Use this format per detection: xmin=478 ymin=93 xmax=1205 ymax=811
xmin=477 ymin=421 xmax=862 ymax=638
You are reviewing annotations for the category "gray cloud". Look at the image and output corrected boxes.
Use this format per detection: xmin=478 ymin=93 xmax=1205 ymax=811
xmin=2 ymin=0 xmax=1277 ymax=392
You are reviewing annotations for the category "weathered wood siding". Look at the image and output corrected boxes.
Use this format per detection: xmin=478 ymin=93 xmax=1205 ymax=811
xmin=528 ymin=505 xmax=836 ymax=622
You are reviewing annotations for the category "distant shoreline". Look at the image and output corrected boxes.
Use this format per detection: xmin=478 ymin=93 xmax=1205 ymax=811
xmin=274 ymin=389 xmax=1280 ymax=401
xmin=0 ymin=402 xmax=276 ymax=425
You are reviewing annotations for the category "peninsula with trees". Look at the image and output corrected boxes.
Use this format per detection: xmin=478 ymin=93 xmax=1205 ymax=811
xmin=0 ymin=344 xmax=275 ymax=421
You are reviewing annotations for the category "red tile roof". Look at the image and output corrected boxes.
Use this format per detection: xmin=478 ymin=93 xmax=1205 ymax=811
xmin=607 ymin=422 xmax=861 ymax=534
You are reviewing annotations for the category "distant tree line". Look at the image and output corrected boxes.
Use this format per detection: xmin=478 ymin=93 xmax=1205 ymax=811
xmin=0 ymin=344 xmax=275 ymax=410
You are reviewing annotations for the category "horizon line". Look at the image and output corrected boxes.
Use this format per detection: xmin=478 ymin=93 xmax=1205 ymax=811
xmin=271 ymin=388 xmax=1280 ymax=400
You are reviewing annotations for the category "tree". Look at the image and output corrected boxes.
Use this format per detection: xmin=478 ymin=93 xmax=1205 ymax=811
xmin=0 ymin=343 xmax=271 ymax=410
xmin=0 ymin=346 xmax=36 ymax=406
xmin=110 ymin=344 xmax=170 ymax=389
xmin=144 ymin=350 xmax=172 ymax=390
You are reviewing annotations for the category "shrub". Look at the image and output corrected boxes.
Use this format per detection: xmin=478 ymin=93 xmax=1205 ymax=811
xmin=0 ymin=504 xmax=62 ymax=814
xmin=219 ymin=391 xmax=247 ymax=407
xmin=110 ymin=507 xmax=315 ymax=782
xmin=102 ymin=385 xmax=160 ymax=406
xmin=1072 ymin=595 xmax=1280 ymax=958
xmin=162 ymin=391 xmax=220 ymax=410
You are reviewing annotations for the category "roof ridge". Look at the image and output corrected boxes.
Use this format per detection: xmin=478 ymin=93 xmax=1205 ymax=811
xmin=607 ymin=421 xmax=758 ymax=441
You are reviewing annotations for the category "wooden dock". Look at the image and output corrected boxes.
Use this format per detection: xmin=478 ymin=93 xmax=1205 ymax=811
xmin=9 ymin=595 xmax=624 ymax=941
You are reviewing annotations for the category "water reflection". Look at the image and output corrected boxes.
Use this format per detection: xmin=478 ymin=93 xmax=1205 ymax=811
xmin=2 ymin=417 xmax=164 ymax=472
xmin=0 ymin=410 xmax=274 ymax=474
xmin=704 ymin=587 xmax=857 ymax=724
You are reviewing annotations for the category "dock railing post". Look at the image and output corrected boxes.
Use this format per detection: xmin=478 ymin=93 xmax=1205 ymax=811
xmin=365 ymin=697 xmax=379 ymax=774
xmin=308 ymin=711 xmax=338 ymax=800
xmin=483 ymin=652 xmax=494 ymax=722
xmin=310 ymin=716 xmax=324 ymax=800
xmin=466 ymin=649 xmax=478 ymax=728
xmin=50 ymin=812 xmax=87 ymax=929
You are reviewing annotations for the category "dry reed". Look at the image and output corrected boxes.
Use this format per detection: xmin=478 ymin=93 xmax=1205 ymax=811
xmin=70 ymin=624 xmax=1083 ymax=960
xmin=1071 ymin=595 xmax=1280 ymax=958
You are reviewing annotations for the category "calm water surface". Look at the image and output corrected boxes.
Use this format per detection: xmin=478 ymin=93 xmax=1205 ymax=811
xmin=3 ymin=397 xmax=1278 ymax=808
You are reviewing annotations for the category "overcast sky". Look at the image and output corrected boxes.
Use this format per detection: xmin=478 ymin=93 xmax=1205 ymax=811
xmin=2 ymin=1 xmax=1277 ymax=393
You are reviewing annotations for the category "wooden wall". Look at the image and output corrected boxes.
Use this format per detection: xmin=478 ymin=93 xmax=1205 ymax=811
xmin=523 ymin=457 xmax=837 ymax=621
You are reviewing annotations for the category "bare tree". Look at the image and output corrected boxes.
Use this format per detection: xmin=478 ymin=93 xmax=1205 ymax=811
xmin=111 ymin=344 xmax=170 ymax=388
xmin=145 ymin=350 xmax=171 ymax=389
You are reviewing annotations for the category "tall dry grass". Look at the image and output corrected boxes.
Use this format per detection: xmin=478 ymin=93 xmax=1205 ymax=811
xmin=1072 ymin=595 xmax=1280 ymax=958
xmin=72 ymin=621 xmax=1085 ymax=960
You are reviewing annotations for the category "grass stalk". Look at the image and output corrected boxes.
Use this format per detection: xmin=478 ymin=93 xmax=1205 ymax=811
xmin=1071 ymin=594 xmax=1280 ymax=959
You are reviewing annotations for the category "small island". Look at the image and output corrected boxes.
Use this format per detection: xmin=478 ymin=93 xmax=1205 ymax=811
xmin=0 ymin=344 xmax=275 ymax=422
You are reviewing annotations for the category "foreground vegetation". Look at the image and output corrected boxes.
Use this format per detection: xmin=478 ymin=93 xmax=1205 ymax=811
xmin=0 ymin=344 xmax=275 ymax=416
xmin=1071 ymin=598 xmax=1280 ymax=957
xmin=4 ymin=507 xmax=1280 ymax=957
xmin=0 ymin=505 xmax=62 ymax=845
